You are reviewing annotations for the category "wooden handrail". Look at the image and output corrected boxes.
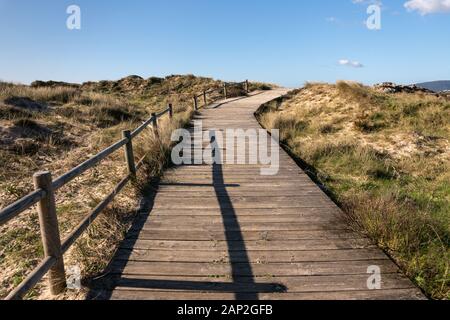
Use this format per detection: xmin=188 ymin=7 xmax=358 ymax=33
xmin=194 ymin=80 xmax=248 ymax=99
xmin=0 ymin=79 xmax=249 ymax=300
xmin=0 ymin=189 xmax=46 ymax=225
xmin=52 ymin=138 xmax=129 ymax=191
xmin=6 ymin=256 xmax=56 ymax=300
xmin=5 ymin=156 xmax=148 ymax=301
xmin=131 ymin=115 xmax=156 ymax=139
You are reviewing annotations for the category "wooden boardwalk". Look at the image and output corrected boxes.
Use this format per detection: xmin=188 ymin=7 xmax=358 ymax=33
xmin=92 ymin=90 xmax=425 ymax=300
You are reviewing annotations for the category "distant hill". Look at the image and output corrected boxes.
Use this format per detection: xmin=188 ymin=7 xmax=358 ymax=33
xmin=416 ymin=80 xmax=450 ymax=92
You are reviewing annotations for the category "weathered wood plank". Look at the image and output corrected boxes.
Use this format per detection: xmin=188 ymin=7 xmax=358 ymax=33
xmin=105 ymin=288 xmax=426 ymax=301
xmin=137 ymin=215 xmax=343 ymax=224
xmin=120 ymin=239 xmax=374 ymax=251
xmin=154 ymin=190 xmax=327 ymax=197
xmin=153 ymin=195 xmax=331 ymax=204
xmin=151 ymin=201 xmax=337 ymax=210
xmin=127 ymin=229 xmax=359 ymax=241
xmin=137 ymin=221 xmax=349 ymax=232
xmin=103 ymin=274 xmax=417 ymax=294
xmin=112 ymin=260 xmax=400 ymax=278
xmin=114 ymin=248 xmax=388 ymax=263
xmin=143 ymin=207 xmax=341 ymax=216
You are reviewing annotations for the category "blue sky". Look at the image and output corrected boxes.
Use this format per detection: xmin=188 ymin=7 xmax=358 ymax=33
xmin=0 ymin=0 xmax=449 ymax=87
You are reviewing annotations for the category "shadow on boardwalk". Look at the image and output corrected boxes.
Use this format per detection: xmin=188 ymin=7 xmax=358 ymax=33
xmin=87 ymin=131 xmax=286 ymax=300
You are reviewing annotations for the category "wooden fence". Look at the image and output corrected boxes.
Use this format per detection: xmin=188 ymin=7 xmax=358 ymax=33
xmin=0 ymin=80 xmax=249 ymax=300
xmin=193 ymin=80 xmax=249 ymax=110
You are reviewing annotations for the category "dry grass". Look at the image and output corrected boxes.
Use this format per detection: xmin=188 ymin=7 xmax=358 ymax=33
xmin=256 ymin=82 xmax=450 ymax=300
xmin=0 ymin=75 xmax=260 ymax=299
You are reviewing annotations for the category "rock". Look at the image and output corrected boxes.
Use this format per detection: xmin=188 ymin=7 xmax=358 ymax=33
xmin=373 ymin=82 xmax=435 ymax=94
xmin=440 ymin=90 xmax=450 ymax=99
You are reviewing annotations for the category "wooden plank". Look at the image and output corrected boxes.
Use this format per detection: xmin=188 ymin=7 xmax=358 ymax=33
xmin=158 ymin=182 xmax=324 ymax=189
xmin=157 ymin=186 xmax=322 ymax=193
xmin=104 ymin=274 xmax=416 ymax=293
xmin=153 ymin=190 xmax=326 ymax=197
xmin=137 ymin=215 xmax=344 ymax=224
xmin=137 ymin=222 xmax=350 ymax=232
xmin=165 ymin=166 xmax=299 ymax=171
xmin=127 ymin=230 xmax=359 ymax=241
xmin=153 ymin=195 xmax=331 ymax=203
xmin=114 ymin=248 xmax=389 ymax=263
xmin=112 ymin=260 xmax=400 ymax=277
xmin=120 ymin=239 xmax=374 ymax=251
xmin=151 ymin=202 xmax=336 ymax=210
xmin=164 ymin=171 xmax=301 ymax=176
xmin=140 ymin=207 xmax=342 ymax=216
xmin=106 ymin=288 xmax=426 ymax=301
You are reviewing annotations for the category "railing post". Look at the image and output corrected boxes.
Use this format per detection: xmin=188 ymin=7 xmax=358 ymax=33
xmin=168 ymin=103 xmax=173 ymax=119
xmin=193 ymin=96 xmax=198 ymax=111
xmin=33 ymin=171 xmax=66 ymax=296
xmin=122 ymin=130 xmax=136 ymax=176
xmin=245 ymin=80 xmax=249 ymax=93
xmin=224 ymin=83 xmax=228 ymax=99
xmin=203 ymin=91 xmax=207 ymax=107
xmin=151 ymin=113 xmax=159 ymax=138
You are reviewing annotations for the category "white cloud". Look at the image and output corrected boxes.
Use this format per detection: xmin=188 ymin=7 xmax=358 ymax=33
xmin=339 ymin=59 xmax=364 ymax=68
xmin=404 ymin=0 xmax=450 ymax=15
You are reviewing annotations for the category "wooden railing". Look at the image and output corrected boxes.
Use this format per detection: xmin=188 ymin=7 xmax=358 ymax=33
xmin=0 ymin=80 xmax=249 ymax=300
xmin=193 ymin=80 xmax=249 ymax=110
